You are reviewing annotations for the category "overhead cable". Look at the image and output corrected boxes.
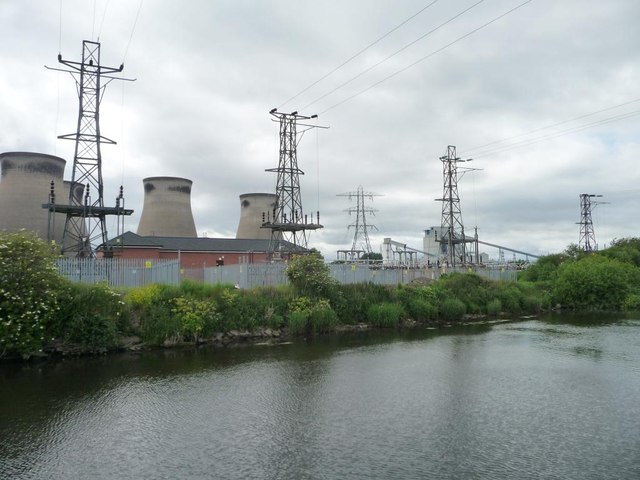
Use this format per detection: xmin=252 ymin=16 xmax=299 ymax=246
xmin=122 ymin=0 xmax=144 ymax=63
xmin=463 ymin=96 xmax=640 ymax=156
xmin=319 ymin=0 xmax=536 ymax=115
xmin=302 ymin=0 xmax=485 ymax=110
xmin=279 ymin=0 xmax=440 ymax=108
xmin=470 ymin=109 xmax=640 ymax=159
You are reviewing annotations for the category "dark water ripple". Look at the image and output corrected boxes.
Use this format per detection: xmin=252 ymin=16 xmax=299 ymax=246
xmin=1 ymin=315 xmax=639 ymax=479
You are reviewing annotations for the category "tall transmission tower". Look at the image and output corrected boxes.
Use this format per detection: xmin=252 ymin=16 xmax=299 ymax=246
xmin=337 ymin=186 xmax=381 ymax=261
xmin=577 ymin=193 xmax=606 ymax=251
xmin=45 ymin=40 xmax=134 ymax=257
xmin=262 ymin=109 xmax=326 ymax=259
xmin=435 ymin=145 xmax=477 ymax=267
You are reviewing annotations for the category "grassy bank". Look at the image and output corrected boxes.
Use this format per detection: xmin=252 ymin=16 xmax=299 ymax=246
xmin=3 ymin=232 xmax=640 ymax=360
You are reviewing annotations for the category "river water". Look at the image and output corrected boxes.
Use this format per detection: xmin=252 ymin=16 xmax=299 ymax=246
xmin=1 ymin=314 xmax=639 ymax=479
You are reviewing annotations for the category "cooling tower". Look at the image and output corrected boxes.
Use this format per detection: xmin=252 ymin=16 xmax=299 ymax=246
xmin=0 ymin=152 xmax=66 ymax=243
xmin=137 ymin=176 xmax=197 ymax=237
xmin=236 ymin=193 xmax=277 ymax=240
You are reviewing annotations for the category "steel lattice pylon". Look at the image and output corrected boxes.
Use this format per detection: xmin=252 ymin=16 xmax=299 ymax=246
xmin=262 ymin=109 xmax=324 ymax=259
xmin=435 ymin=145 xmax=474 ymax=266
xmin=337 ymin=186 xmax=381 ymax=261
xmin=47 ymin=40 xmax=133 ymax=257
xmin=578 ymin=193 xmax=605 ymax=252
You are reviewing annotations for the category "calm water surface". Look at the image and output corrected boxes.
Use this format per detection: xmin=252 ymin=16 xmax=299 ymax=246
xmin=1 ymin=314 xmax=639 ymax=479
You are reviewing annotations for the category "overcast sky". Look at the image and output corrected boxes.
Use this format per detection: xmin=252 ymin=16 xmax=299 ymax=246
xmin=1 ymin=0 xmax=639 ymax=259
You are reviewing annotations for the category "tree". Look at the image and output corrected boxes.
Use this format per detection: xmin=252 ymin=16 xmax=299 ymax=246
xmin=286 ymin=253 xmax=337 ymax=299
xmin=553 ymin=255 xmax=636 ymax=310
xmin=0 ymin=231 xmax=62 ymax=358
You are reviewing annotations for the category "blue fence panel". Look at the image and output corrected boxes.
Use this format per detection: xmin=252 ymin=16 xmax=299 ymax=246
xmin=56 ymin=258 xmax=180 ymax=287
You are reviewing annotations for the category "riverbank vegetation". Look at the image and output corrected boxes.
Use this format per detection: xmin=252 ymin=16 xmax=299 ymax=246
xmin=2 ymin=231 xmax=640 ymax=359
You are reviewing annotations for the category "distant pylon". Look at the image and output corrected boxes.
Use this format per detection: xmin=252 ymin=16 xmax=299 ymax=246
xmin=435 ymin=145 xmax=478 ymax=266
xmin=45 ymin=40 xmax=134 ymax=257
xmin=262 ymin=109 xmax=327 ymax=259
xmin=337 ymin=186 xmax=381 ymax=261
xmin=577 ymin=193 xmax=607 ymax=251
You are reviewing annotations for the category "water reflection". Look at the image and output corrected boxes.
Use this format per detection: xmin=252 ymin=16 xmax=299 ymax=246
xmin=2 ymin=317 xmax=640 ymax=479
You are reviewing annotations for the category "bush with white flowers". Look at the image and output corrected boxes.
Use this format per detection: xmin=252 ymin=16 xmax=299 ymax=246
xmin=0 ymin=231 xmax=62 ymax=358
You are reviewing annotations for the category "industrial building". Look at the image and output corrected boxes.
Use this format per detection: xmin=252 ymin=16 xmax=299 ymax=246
xmin=101 ymin=231 xmax=306 ymax=268
xmin=137 ymin=176 xmax=197 ymax=237
xmin=0 ymin=152 xmax=301 ymax=265
xmin=0 ymin=152 xmax=65 ymax=242
xmin=236 ymin=193 xmax=276 ymax=240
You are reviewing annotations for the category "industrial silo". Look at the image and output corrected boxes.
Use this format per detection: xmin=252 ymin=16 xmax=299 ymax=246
xmin=236 ymin=193 xmax=277 ymax=240
xmin=137 ymin=176 xmax=197 ymax=237
xmin=0 ymin=152 xmax=66 ymax=243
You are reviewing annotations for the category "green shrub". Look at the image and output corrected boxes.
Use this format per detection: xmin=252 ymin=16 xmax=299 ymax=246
xmin=518 ymin=253 xmax=569 ymax=283
xmin=286 ymin=297 xmax=339 ymax=335
xmin=52 ymin=282 xmax=125 ymax=352
xmin=437 ymin=273 xmax=492 ymax=313
xmin=486 ymin=298 xmax=502 ymax=316
xmin=265 ymin=311 xmax=284 ymax=329
xmin=215 ymin=287 xmax=268 ymax=331
xmin=522 ymin=295 xmax=543 ymax=314
xmin=179 ymin=280 xmax=228 ymax=298
xmin=553 ymin=255 xmax=635 ymax=310
xmin=623 ymin=293 xmax=640 ymax=312
xmin=140 ymin=302 xmax=179 ymax=344
xmin=333 ymin=283 xmax=394 ymax=323
xmin=498 ymin=285 xmax=522 ymax=314
xmin=0 ymin=231 xmax=63 ymax=358
xmin=172 ymin=296 xmax=221 ymax=342
xmin=308 ymin=299 xmax=339 ymax=334
xmin=126 ymin=284 xmax=181 ymax=344
xmin=287 ymin=310 xmax=309 ymax=335
xmin=286 ymin=253 xmax=338 ymax=299
xmin=367 ymin=302 xmax=404 ymax=328
xmin=406 ymin=298 xmax=438 ymax=320
xmin=440 ymin=298 xmax=466 ymax=321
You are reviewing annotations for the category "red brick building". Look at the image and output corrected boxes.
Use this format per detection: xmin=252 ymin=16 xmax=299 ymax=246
xmin=101 ymin=231 xmax=305 ymax=269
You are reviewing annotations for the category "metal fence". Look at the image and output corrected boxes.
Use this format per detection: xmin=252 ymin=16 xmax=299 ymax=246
xmin=56 ymin=258 xmax=517 ymax=288
xmin=56 ymin=258 xmax=180 ymax=287
xmin=200 ymin=263 xmax=518 ymax=289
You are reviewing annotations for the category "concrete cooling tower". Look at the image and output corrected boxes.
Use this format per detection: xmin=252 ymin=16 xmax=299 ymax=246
xmin=0 ymin=152 xmax=67 ymax=243
xmin=137 ymin=176 xmax=197 ymax=237
xmin=236 ymin=193 xmax=276 ymax=240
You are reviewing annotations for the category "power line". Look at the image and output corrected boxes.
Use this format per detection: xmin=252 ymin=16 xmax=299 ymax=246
xmin=58 ymin=0 xmax=63 ymax=53
xmin=302 ymin=0 xmax=485 ymax=111
xmin=462 ymin=96 xmax=640 ymax=157
xmin=97 ymin=0 xmax=111 ymax=41
xmin=122 ymin=0 xmax=144 ymax=63
xmin=279 ymin=0 xmax=440 ymax=109
xmin=469 ymin=109 xmax=640 ymax=159
xmin=319 ymin=0 xmax=535 ymax=115
xmin=91 ymin=0 xmax=97 ymax=40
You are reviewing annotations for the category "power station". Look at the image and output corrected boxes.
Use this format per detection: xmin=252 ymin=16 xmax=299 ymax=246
xmin=0 ymin=36 xmax=603 ymax=269
xmin=137 ymin=177 xmax=197 ymax=237
xmin=0 ymin=152 xmax=66 ymax=244
xmin=236 ymin=193 xmax=277 ymax=240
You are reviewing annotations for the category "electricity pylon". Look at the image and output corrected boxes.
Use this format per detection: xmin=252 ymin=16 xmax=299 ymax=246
xmin=45 ymin=40 xmax=134 ymax=257
xmin=262 ymin=109 xmax=326 ymax=260
xmin=435 ymin=145 xmax=478 ymax=266
xmin=577 ymin=193 xmax=607 ymax=251
xmin=337 ymin=186 xmax=381 ymax=261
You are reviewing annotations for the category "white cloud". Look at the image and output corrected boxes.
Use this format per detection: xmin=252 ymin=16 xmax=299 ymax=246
xmin=1 ymin=0 xmax=638 ymax=260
